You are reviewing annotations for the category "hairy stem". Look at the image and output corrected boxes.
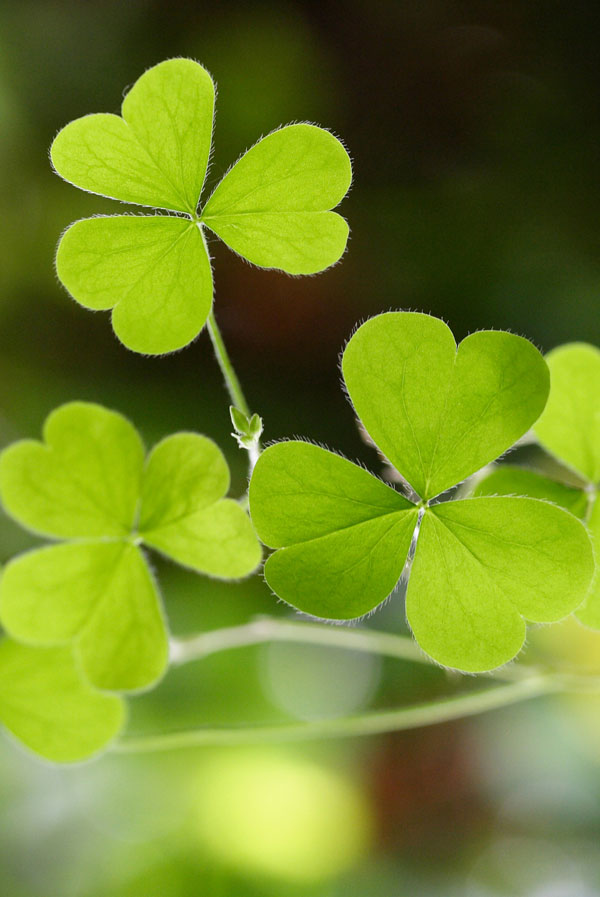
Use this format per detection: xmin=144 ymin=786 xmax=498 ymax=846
xmin=206 ymin=308 xmax=260 ymax=469
xmin=114 ymin=675 xmax=559 ymax=753
xmin=206 ymin=309 xmax=251 ymax=416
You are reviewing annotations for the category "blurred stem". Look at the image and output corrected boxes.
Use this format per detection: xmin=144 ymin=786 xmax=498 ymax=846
xmin=115 ymin=676 xmax=559 ymax=753
xmin=169 ymin=617 xmax=428 ymax=666
xmin=206 ymin=309 xmax=261 ymax=470
xmin=168 ymin=617 xmax=534 ymax=681
xmin=116 ymin=621 xmax=600 ymax=753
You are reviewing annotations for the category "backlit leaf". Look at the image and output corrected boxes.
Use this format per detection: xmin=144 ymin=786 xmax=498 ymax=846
xmin=534 ymin=343 xmax=600 ymax=483
xmin=0 ymin=542 xmax=169 ymax=692
xmin=202 ymin=124 xmax=351 ymax=274
xmin=573 ymin=498 xmax=600 ymax=629
xmin=407 ymin=497 xmax=594 ymax=671
xmin=250 ymin=441 xmax=418 ymax=618
xmin=56 ymin=216 xmax=213 ymax=354
xmin=0 ymin=640 xmax=125 ymax=763
xmin=342 ymin=312 xmax=549 ymax=500
xmin=51 ymin=58 xmax=214 ymax=214
xmin=139 ymin=433 xmax=261 ymax=578
xmin=0 ymin=402 xmax=144 ymax=539
xmin=472 ymin=465 xmax=589 ymax=517
xmin=249 ymin=314 xmax=595 ymax=671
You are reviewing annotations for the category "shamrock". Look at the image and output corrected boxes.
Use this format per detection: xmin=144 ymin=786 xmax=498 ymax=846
xmin=51 ymin=58 xmax=352 ymax=355
xmin=0 ymin=402 xmax=261 ymax=692
xmin=249 ymin=312 xmax=595 ymax=672
xmin=0 ymin=639 xmax=124 ymax=762
xmin=474 ymin=342 xmax=600 ymax=627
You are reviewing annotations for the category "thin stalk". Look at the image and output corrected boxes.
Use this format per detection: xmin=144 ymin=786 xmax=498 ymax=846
xmin=169 ymin=617 xmax=428 ymax=666
xmin=206 ymin=309 xmax=251 ymax=417
xmin=114 ymin=676 xmax=558 ymax=754
xmin=168 ymin=617 xmax=538 ymax=682
xmin=206 ymin=308 xmax=261 ymax=469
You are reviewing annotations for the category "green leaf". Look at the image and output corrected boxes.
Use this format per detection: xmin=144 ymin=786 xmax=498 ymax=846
xmin=534 ymin=343 xmax=600 ymax=483
xmin=574 ymin=497 xmax=600 ymax=629
xmin=56 ymin=216 xmax=213 ymax=354
xmin=230 ymin=405 xmax=250 ymax=434
xmin=250 ymin=442 xmax=418 ymax=618
xmin=202 ymin=124 xmax=351 ymax=274
xmin=472 ymin=465 xmax=589 ymax=517
xmin=0 ymin=402 xmax=144 ymax=539
xmin=342 ymin=312 xmax=550 ymax=500
xmin=0 ymin=542 xmax=169 ymax=692
xmin=51 ymin=58 xmax=214 ymax=214
xmin=249 ymin=316 xmax=596 ymax=671
xmin=406 ymin=497 xmax=595 ymax=671
xmin=76 ymin=544 xmax=168 ymax=691
xmin=0 ymin=640 xmax=125 ymax=763
xmin=139 ymin=433 xmax=261 ymax=578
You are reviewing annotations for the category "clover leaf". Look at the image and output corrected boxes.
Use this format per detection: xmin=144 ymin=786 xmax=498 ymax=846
xmin=51 ymin=58 xmax=352 ymax=355
xmin=0 ymin=402 xmax=261 ymax=692
xmin=249 ymin=312 xmax=595 ymax=672
xmin=474 ymin=342 xmax=600 ymax=628
xmin=0 ymin=639 xmax=124 ymax=763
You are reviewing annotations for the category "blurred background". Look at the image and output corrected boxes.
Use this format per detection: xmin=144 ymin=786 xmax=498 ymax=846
xmin=1 ymin=0 xmax=600 ymax=894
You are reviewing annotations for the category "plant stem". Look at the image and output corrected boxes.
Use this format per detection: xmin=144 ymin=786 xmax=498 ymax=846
xmin=114 ymin=676 xmax=559 ymax=754
xmin=169 ymin=617 xmax=428 ymax=666
xmin=168 ymin=617 xmax=536 ymax=682
xmin=206 ymin=309 xmax=251 ymax=417
xmin=206 ymin=308 xmax=260 ymax=469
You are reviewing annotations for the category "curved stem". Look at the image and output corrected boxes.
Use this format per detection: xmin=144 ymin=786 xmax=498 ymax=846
xmin=206 ymin=309 xmax=251 ymax=417
xmin=169 ymin=617 xmax=537 ymax=682
xmin=170 ymin=617 xmax=428 ymax=667
xmin=114 ymin=676 xmax=558 ymax=754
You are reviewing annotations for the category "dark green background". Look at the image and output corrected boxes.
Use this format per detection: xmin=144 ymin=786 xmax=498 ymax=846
xmin=1 ymin=2 xmax=600 ymax=894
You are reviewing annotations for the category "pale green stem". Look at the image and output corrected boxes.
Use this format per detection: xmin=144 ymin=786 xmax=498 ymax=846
xmin=168 ymin=617 xmax=537 ymax=682
xmin=206 ymin=309 xmax=251 ymax=416
xmin=112 ymin=619 xmax=580 ymax=755
xmin=169 ymin=617 xmax=428 ymax=666
xmin=114 ymin=675 xmax=560 ymax=754
xmin=206 ymin=308 xmax=260 ymax=469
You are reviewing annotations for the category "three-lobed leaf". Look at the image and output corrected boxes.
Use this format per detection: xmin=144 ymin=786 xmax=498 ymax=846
xmin=250 ymin=313 xmax=595 ymax=672
xmin=52 ymin=59 xmax=352 ymax=354
xmin=0 ymin=403 xmax=260 ymax=692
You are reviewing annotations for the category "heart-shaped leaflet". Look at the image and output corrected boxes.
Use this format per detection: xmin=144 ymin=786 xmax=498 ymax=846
xmin=249 ymin=313 xmax=595 ymax=672
xmin=51 ymin=59 xmax=352 ymax=354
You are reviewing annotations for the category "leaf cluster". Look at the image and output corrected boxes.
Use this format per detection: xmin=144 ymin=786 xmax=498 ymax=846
xmin=0 ymin=402 xmax=260 ymax=759
xmin=249 ymin=313 xmax=596 ymax=672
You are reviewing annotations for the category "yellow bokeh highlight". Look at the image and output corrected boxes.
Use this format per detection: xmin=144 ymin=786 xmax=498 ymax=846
xmin=193 ymin=749 xmax=372 ymax=883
